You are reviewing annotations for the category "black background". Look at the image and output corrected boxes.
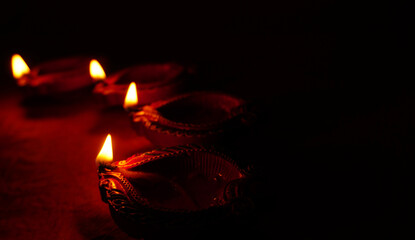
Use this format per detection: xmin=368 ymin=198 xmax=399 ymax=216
xmin=0 ymin=1 xmax=411 ymax=239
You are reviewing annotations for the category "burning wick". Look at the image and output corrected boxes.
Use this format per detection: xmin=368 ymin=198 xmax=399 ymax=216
xmin=89 ymin=59 xmax=106 ymax=81
xmin=96 ymin=134 xmax=113 ymax=169
xmin=123 ymin=82 xmax=139 ymax=111
xmin=11 ymin=54 xmax=31 ymax=85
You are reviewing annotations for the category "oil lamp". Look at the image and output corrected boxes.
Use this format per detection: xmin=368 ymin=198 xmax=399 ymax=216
xmin=11 ymin=54 xmax=94 ymax=95
xmin=92 ymin=62 xmax=192 ymax=107
xmin=127 ymin=91 xmax=256 ymax=147
xmin=96 ymin=134 xmax=256 ymax=239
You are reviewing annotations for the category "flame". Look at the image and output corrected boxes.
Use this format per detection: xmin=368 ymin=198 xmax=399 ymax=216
xmin=89 ymin=59 xmax=106 ymax=81
xmin=123 ymin=82 xmax=138 ymax=109
xmin=11 ymin=54 xmax=30 ymax=79
xmin=96 ymin=134 xmax=113 ymax=166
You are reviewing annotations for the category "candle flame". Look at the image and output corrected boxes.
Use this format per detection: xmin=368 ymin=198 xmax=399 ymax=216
xmin=11 ymin=54 xmax=30 ymax=79
xmin=96 ymin=134 xmax=113 ymax=166
xmin=123 ymin=82 xmax=138 ymax=109
xmin=89 ymin=59 xmax=106 ymax=81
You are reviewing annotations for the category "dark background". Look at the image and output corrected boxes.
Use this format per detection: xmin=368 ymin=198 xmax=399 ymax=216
xmin=0 ymin=1 xmax=411 ymax=239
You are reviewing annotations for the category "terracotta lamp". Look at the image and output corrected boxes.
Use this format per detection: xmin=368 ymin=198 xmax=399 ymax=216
xmin=96 ymin=135 xmax=256 ymax=239
xmin=92 ymin=61 xmax=193 ymax=106
xmin=11 ymin=54 xmax=94 ymax=95
xmin=125 ymin=91 xmax=256 ymax=147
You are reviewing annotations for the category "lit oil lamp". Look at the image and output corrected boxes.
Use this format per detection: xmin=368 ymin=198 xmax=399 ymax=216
xmin=92 ymin=62 xmax=192 ymax=107
xmin=11 ymin=54 xmax=94 ymax=95
xmin=125 ymin=91 xmax=256 ymax=147
xmin=96 ymin=134 xmax=255 ymax=239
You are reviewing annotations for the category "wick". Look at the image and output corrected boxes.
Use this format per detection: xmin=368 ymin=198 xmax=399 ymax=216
xmin=124 ymin=106 xmax=142 ymax=113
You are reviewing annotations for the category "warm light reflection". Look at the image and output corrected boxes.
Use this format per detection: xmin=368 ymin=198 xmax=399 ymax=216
xmin=89 ymin=59 xmax=106 ymax=80
xmin=96 ymin=134 xmax=113 ymax=166
xmin=123 ymin=82 xmax=138 ymax=109
xmin=11 ymin=54 xmax=30 ymax=79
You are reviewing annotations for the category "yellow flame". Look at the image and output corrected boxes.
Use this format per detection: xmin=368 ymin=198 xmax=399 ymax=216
xmin=11 ymin=54 xmax=30 ymax=79
xmin=96 ymin=134 xmax=113 ymax=165
xmin=123 ymin=82 xmax=138 ymax=109
xmin=89 ymin=59 xmax=106 ymax=80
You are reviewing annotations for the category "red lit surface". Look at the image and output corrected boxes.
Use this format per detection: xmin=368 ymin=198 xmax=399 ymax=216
xmin=0 ymin=88 xmax=153 ymax=239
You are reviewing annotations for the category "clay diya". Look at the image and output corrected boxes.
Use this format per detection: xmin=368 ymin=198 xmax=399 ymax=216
xmin=11 ymin=54 xmax=94 ymax=95
xmin=96 ymin=136 xmax=255 ymax=239
xmin=128 ymin=92 xmax=255 ymax=147
xmin=92 ymin=62 xmax=192 ymax=106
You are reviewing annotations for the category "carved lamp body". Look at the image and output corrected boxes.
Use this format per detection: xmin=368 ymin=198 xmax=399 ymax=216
xmin=17 ymin=56 xmax=94 ymax=95
xmin=129 ymin=92 xmax=255 ymax=147
xmin=93 ymin=63 xmax=192 ymax=106
xmin=97 ymin=145 xmax=255 ymax=239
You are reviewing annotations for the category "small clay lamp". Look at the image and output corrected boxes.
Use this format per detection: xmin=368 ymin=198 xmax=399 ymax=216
xmin=92 ymin=62 xmax=191 ymax=107
xmin=126 ymin=91 xmax=255 ymax=147
xmin=96 ymin=135 xmax=255 ymax=239
xmin=11 ymin=54 xmax=94 ymax=95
